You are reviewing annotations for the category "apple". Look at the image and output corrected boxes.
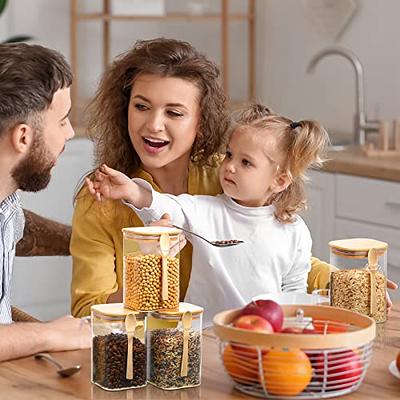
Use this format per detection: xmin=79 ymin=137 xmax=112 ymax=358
xmin=396 ymin=351 xmax=400 ymax=372
xmin=281 ymin=327 xmax=318 ymax=334
xmin=313 ymin=349 xmax=362 ymax=390
xmin=232 ymin=315 xmax=272 ymax=358
xmin=233 ymin=315 xmax=274 ymax=332
xmin=239 ymin=300 xmax=284 ymax=332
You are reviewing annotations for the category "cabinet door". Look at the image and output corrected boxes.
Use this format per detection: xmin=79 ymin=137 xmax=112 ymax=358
xmin=11 ymin=138 xmax=94 ymax=320
xmin=336 ymin=174 xmax=400 ymax=229
xmin=302 ymin=171 xmax=336 ymax=261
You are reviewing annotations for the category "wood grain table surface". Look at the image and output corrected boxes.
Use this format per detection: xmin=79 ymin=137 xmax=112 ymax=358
xmin=1 ymin=304 xmax=399 ymax=400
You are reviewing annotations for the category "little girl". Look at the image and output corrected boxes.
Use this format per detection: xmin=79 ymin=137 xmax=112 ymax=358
xmin=87 ymin=104 xmax=329 ymax=325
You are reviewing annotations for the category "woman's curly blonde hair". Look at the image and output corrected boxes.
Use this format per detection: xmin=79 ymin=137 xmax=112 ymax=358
xmin=233 ymin=104 xmax=330 ymax=223
xmin=86 ymin=38 xmax=229 ymax=176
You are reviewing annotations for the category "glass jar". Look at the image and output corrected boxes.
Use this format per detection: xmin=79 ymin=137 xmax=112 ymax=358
xmin=91 ymin=303 xmax=147 ymax=391
xmin=148 ymin=303 xmax=203 ymax=390
xmin=122 ymin=226 xmax=182 ymax=311
xmin=329 ymin=238 xmax=388 ymax=323
xmin=329 ymin=238 xmax=388 ymax=275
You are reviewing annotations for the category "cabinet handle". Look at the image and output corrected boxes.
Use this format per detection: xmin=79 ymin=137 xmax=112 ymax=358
xmin=385 ymin=201 xmax=400 ymax=208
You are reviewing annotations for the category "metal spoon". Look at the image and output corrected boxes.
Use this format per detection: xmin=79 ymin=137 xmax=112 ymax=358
xmin=171 ymin=224 xmax=244 ymax=248
xmin=34 ymin=353 xmax=81 ymax=377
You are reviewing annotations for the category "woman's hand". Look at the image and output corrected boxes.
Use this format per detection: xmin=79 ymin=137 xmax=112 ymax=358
xmin=86 ymin=164 xmax=135 ymax=203
xmin=386 ymin=279 xmax=398 ymax=312
xmin=149 ymin=213 xmax=188 ymax=256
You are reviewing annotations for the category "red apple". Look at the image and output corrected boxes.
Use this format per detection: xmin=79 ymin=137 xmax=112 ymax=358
xmin=281 ymin=327 xmax=304 ymax=334
xmin=396 ymin=351 xmax=400 ymax=371
xmin=240 ymin=300 xmax=284 ymax=332
xmin=233 ymin=314 xmax=274 ymax=332
xmin=313 ymin=349 xmax=363 ymax=390
xmin=232 ymin=315 xmax=272 ymax=358
xmin=281 ymin=327 xmax=318 ymax=334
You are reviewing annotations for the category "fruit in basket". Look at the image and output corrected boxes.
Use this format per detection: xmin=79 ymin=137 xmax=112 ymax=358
xmin=233 ymin=315 xmax=274 ymax=332
xmin=313 ymin=319 xmax=348 ymax=333
xmin=281 ymin=327 xmax=317 ymax=334
xmin=231 ymin=315 xmax=272 ymax=357
xmin=262 ymin=348 xmax=312 ymax=395
xmin=314 ymin=349 xmax=362 ymax=389
xmin=223 ymin=344 xmax=259 ymax=385
xmin=239 ymin=300 xmax=284 ymax=332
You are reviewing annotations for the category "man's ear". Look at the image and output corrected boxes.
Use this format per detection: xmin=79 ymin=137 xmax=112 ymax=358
xmin=271 ymin=172 xmax=292 ymax=194
xmin=10 ymin=123 xmax=34 ymax=154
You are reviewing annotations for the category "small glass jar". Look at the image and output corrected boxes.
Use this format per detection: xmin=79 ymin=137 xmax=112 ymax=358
xmin=148 ymin=303 xmax=203 ymax=390
xmin=329 ymin=238 xmax=388 ymax=275
xmin=91 ymin=303 xmax=147 ymax=391
xmin=122 ymin=226 xmax=182 ymax=311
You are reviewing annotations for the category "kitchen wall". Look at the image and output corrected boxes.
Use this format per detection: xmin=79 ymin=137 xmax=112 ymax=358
xmin=258 ymin=0 xmax=400 ymax=140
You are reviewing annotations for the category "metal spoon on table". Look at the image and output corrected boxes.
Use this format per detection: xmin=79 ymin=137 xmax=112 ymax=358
xmin=171 ymin=224 xmax=244 ymax=248
xmin=34 ymin=353 xmax=81 ymax=377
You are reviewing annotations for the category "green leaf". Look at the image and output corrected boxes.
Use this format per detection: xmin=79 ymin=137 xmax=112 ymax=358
xmin=0 ymin=0 xmax=7 ymax=16
xmin=2 ymin=35 xmax=33 ymax=44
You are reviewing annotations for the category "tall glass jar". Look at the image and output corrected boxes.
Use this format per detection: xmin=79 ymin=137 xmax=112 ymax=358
xmin=122 ymin=226 xmax=182 ymax=311
xmin=91 ymin=303 xmax=147 ymax=391
xmin=148 ymin=303 xmax=203 ymax=390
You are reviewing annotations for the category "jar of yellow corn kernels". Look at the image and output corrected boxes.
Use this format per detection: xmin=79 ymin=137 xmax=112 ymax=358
xmin=122 ymin=226 xmax=182 ymax=312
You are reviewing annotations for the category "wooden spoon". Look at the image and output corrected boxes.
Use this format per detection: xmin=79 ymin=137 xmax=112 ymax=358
xmin=160 ymin=233 xmax=170 ymax=301
xmin=180 ymin=311 xmax=192 ymax=377
xmin=125 ymin=313 xmax=137 ymax=380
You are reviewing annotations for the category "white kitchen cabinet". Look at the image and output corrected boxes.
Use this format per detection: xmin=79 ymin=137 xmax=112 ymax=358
xmin=303 ymin=170 xmax=336 ymax=261
xmin=305 ymin=170 xmax=400 ymax=301
xmin=11 ymin=138 xmax=94 ymax=320
xmin=336 ymin=175 xmax=400 ymax=229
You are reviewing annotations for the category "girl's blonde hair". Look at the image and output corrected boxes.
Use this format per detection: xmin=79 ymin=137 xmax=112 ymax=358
xmin=87 ymin=38 xmax=229 ymax=175
xmin=233 ymin=104 xmax=330 ymax=223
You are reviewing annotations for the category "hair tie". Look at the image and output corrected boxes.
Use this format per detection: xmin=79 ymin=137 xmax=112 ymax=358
xmin=290 ymin=121 xmax=301 ymax=130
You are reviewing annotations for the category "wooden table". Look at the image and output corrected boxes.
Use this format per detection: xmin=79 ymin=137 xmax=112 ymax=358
xmin=1 ymin=305 xmax=399 ymax=400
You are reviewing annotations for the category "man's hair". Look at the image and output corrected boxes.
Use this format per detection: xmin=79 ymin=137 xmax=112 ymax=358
xmin=0 ymin=43 xmax=72 ymax=137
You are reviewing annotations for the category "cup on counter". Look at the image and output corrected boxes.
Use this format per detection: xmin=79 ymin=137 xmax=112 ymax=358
xmin=312 ymin=288 xmax=330 ymax=305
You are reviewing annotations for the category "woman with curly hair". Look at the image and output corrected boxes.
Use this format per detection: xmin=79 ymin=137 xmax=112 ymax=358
xmin=70 ymin=38 xmax=334 ymax=317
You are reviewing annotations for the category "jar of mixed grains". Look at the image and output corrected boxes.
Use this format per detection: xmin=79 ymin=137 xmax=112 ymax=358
xmin=91 ymin=303 xmax=147 ymax=391
xmin=148 ymin=303 xmax=203 ymax=390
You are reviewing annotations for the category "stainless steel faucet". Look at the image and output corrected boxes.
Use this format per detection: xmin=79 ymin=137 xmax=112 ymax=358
xmin=307 ymin=46 xmax=379 ymax=146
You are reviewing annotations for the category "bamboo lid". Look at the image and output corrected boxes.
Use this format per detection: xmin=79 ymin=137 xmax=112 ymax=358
xmin=91 ymin=303 xmax=145 ymax=319
xmin=152 ymin=302 xmax=203 ymax=318
xmin=122 ymin=226 xmax=181 ymax=237
xmin=329 ymin=238 xmax=388 ymax=258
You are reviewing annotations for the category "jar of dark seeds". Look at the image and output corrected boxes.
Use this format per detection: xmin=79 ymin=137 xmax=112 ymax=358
xmin=148 ymin=303 xmax=203 ymax=390
xmin=122 ymin=227 xmax=182 ymax=311
xmin=91 ymin=303 xmax=147 ymax=391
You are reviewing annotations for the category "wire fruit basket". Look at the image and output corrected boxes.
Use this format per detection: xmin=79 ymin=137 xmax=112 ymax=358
xmin=213 ymin=305 xmax=376 ymax=399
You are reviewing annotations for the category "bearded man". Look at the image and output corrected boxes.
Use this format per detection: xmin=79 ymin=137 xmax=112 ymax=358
xmin=0 ymin=43 xmax=90 ymax=361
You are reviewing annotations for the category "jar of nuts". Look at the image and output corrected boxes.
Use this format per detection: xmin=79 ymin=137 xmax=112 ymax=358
xmin=148 ymin=303 xmax=204 ymax=390
xmin=91 ymin=303 xmax=147 ymax=391
xmin=122 ymin=226 xmax=182 ymax=312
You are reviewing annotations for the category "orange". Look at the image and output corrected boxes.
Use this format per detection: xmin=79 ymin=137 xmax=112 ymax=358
xmin=262 ymin=348 xmax=312 ymax=396
xmin=223 ymin=344 xmax=259 ymax=385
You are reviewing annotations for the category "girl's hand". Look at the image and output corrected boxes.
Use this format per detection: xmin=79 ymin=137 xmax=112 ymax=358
xmin=86 ymin=164 xmax=133 ymax=202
